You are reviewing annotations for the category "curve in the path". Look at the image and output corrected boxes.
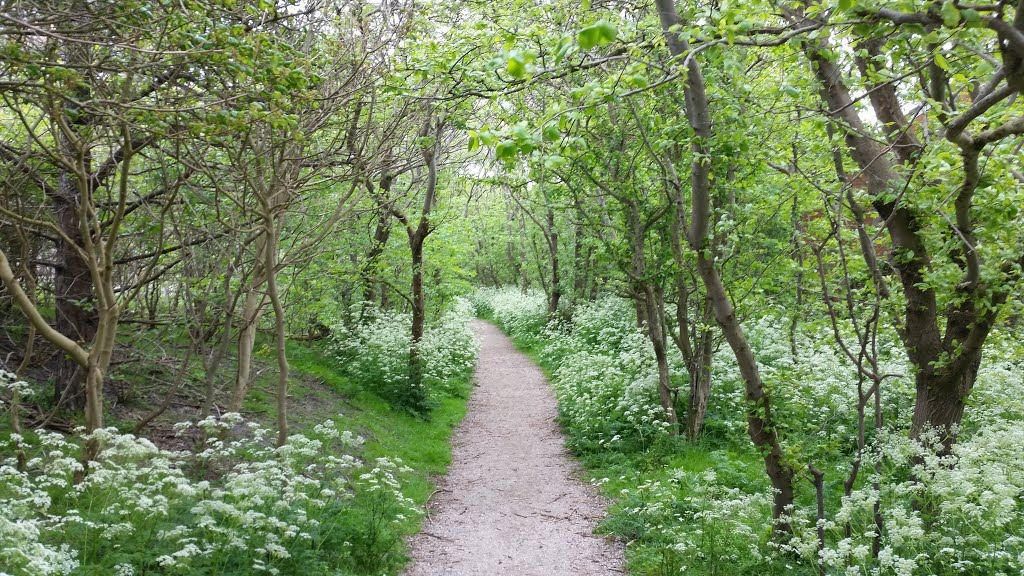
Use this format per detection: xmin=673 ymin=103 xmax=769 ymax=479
xmin=402 ymin=320 xmax=624 ymax=576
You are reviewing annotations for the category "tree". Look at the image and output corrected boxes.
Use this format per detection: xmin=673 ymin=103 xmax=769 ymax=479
xmin=788 ymin=1 xmax=1024 ymax=453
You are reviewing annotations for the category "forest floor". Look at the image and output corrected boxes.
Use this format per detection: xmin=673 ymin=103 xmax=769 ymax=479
xmin=402 ymin=320 xmax=624 ymax=576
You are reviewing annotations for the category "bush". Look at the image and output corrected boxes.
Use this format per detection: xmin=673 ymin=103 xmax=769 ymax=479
xmin=468 ymin=287 xmax=547 ymax=338
xmin=330 ymin=298 xmax=478 ymax=414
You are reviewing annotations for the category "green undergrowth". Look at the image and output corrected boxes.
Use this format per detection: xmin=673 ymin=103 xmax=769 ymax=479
xmin=473 ymin=287 xmax=1024 ymax=576
xmin=283 ymin=339 xmax=472 ymax=523
xmin=241 ymin=338 xmax=473 ymax=573
xmin=2 ymin=332 xmax=472 ymax=576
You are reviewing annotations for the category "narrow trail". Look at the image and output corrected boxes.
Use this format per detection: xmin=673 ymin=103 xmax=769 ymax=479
xmin=403 ymin=320 xmax=624 ymax=576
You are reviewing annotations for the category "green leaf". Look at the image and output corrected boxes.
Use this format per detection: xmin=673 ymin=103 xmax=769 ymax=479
xmin=578 ymin=20 xmax=616 ymax=50
xmin=554 ymin=36 xmax=576 ymax=65
xmin=507 ymin=56 xmax=526 ymax=79
xmin=468 ymin=130 xmax=479 ymax=152
xmin=542 ymin=123 xmax=561 ymax=142
xmin=495 ymin=140 xmax=517 ymax=160
xmin=478 ymin=129 xmax=499 ymax=146
xmin=578 ymin=26 xmax=601 ymax=50
xmin=934 ymin=52 xmax=950 ymax=71
xmin=511 ymin=122 xmax=531 ymax=141
xmin=596 ymin=21 xmax=617 ymax=42
xmin=543 ymin=155 xmax=566 ymax=169
xmin=940 ymin=1 xmax=960 ymax=27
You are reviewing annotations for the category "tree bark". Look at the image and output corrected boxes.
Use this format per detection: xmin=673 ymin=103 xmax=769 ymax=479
xmin=398 ymin=115 xmax=442 ymax=391
xmin=626 ymin=201 xmax=678 ymax=429
xmin=231 ymin=252 xmax=267 ymax=413
xmin=545 ymin=201 xmax=561 ymax=316
xmin=265 ymin=224 xmax=290 ymax=447
xmin=684 ymin=296 xmax=714 ymax=440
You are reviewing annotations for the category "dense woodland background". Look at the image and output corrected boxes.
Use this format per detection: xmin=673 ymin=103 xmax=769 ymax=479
xmin=1 ymin=0 xmax=1023 ymax=574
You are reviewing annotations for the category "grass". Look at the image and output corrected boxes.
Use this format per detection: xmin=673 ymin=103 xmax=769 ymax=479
xmin=265 ymin=338 xmax=470 ymax=498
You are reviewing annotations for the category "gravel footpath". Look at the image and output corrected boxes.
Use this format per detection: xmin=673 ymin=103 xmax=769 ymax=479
xmin=402 ymin=320 xmax=624 ymax=576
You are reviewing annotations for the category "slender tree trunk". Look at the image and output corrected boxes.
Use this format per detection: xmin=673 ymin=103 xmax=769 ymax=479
xmin=518 ymin=213 xmax=531 ymax=292
xmin=231 ymin=282 xmax=265 ymax=412
xmin=572 ymin=200 xmax=586 ymax=304
xmin=697 ymin=255 xmax=794 ymax=527
xmin=362 ymin=175 xmax=394 ymax=308
xmin=265 ymin=226 xmax=290 ymax=447
xmin=685 ymin=297 xmax=714 ymax=440
xmin=84 ymin=303 xmax=118 ymax=433
xmin=627 ymin=203 xmax=678 ymax=428
xmin=546 ymin=204 xmax=561 ymax=315
xmin=51 ymin=40 xmax=95 ymax=411
xmin=655 ymin=0 xmax=795 ymax=530
xmin=789 ymin=192 xmax=803 ymax=363
xmin=669 ymin=188 xmax=713 ymax=440
xmin=644 ymin=285 xmax=678 ymax=429
xmin=231 ymin=228 xmax=270 ymax=412
xmin=409 ymin=232 xmax=426 ymax=387
xmin=401 ymin=115 xmax=442 ymax=391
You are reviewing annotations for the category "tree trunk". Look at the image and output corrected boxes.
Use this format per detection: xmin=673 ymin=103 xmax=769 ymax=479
xmin=572 ymin=200 xmax=586 ymax=304
xmin=627 ymin=202 xmax=678 ymax=428
xmin=84 ymin=302 xmax=119 ymax=433
xmin=362 ymin=175 xmax=394 ymax=308
xmin=644 ymin=285 xmax=678 ymax=429
xmin=546 ymin=204 xmax=561 ymax=316
xmin=51 ymin=40 xmax=95 ymax=410
xmin=685 ymin=297 xmax=714 ymax=440
xmin=792 ymin=15 xmax=1008 ymax=456
xmin=409 ymin=232 xmax=426 ymax=387
xmin=655 ymin=0 xmax=794 ymax=530
xmin=668 ymin=182 xmax=713 ymax=440
xmin=232 ymin=273 xmax=266 ymax=412
xmin=403 ymin=115 xmax=442 ymax=391
xmin=697 ymin=255 xmax=794 ymax=528
xmin=911 ymin=359 xmax=978 ymax=449
xmin=265 ymin=225 xmax=290 ymax=447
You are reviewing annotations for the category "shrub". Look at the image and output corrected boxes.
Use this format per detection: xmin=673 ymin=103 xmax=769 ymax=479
xmin=468 ymin=287 xmax=547 ymax=338
xmin=330 ymin=298 xmax=478 ymax=414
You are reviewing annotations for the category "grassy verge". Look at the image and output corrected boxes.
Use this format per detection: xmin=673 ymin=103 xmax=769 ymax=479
xmin=254 ymin=339 xmax=473 ymax=572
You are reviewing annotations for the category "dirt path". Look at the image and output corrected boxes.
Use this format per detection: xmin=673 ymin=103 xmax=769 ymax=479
xmin=403 ymin=320 xmax=624 ymax=576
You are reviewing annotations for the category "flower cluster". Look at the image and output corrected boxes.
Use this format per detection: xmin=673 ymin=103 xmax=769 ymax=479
xmin=468 ymin=287 xmax=547 ymax=338
xmin=419 ymin=297 xmax=480 ymax=394
xmin=330 ymin=297 xmax=478 ymax=413
xmin=0 ymin=414 xmax=419 ymax=576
